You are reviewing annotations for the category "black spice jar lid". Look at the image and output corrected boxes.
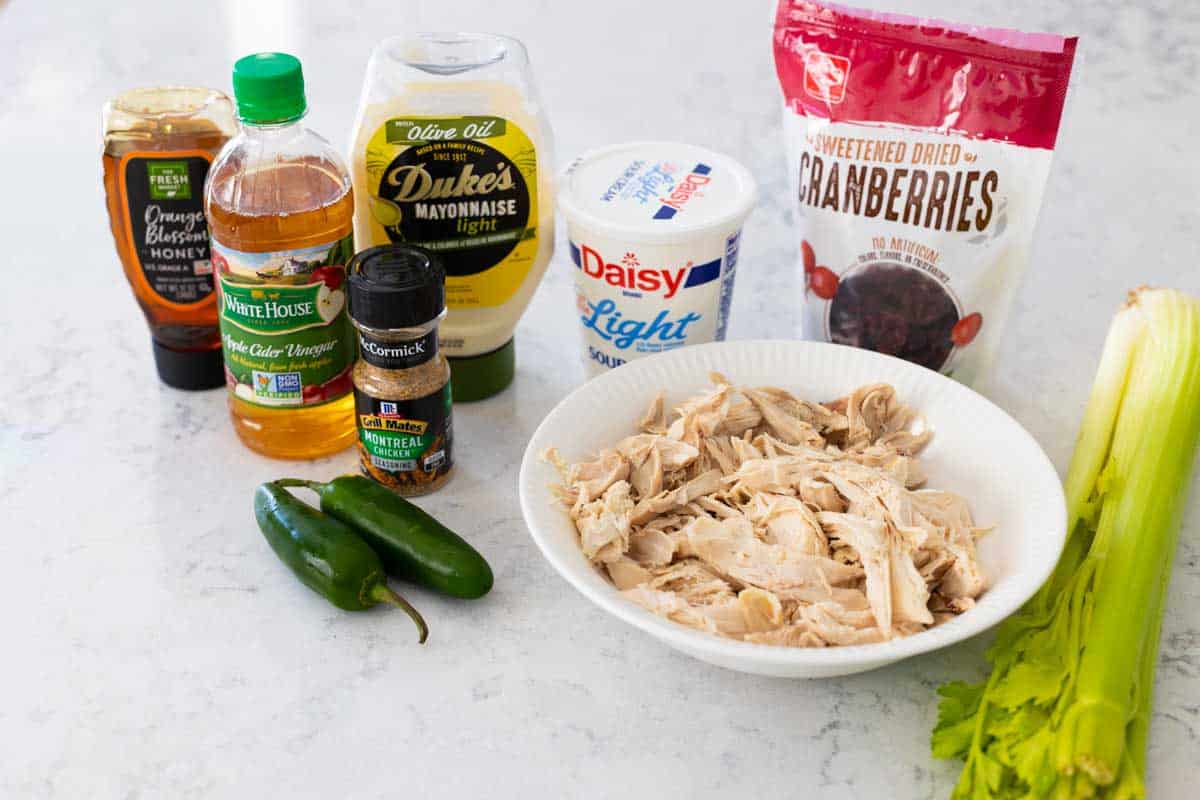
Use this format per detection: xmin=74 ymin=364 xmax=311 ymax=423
xmin=347 ymin=244 xmax=445 ymax=329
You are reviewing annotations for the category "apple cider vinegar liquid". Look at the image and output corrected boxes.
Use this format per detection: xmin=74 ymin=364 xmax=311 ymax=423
xmin=205 ymin=53 xmax=357 ymax=459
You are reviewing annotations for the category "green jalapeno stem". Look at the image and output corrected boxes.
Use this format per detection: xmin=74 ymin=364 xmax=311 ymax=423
xmin=367 ymin=582 xmax=429 ymax=644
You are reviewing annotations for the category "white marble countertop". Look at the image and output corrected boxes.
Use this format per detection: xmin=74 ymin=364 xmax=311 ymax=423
xmin=3 ymin=0 xmax=1197 ymax=797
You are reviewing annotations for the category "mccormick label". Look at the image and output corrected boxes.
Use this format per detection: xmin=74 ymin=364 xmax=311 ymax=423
xmin=559 ymin=143 xmax=755 ymax=374
xmin=356 ymin=386 xmax=453 ymax=490
xmin=358 ymin=329 xmax=439 ymax=371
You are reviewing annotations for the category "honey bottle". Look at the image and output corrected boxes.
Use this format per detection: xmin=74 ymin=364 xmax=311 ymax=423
xmin=102 ymin=87 xmax=236 ymax=388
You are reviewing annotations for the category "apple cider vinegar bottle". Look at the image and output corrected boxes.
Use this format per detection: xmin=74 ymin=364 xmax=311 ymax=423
xmin=205 ymin=53 xmax=357 ymax=458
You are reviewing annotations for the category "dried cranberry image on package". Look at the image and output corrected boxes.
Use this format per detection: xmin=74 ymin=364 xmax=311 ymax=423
xmin=801 ymin=239 xmax=817 ymax=276
xmin=952 ymin=312 xmax=984 ymax=347
xmin=809 ymin=266 xmax=839 ymax=300
xmin=826 ymin=263 xmax=960 ymax=371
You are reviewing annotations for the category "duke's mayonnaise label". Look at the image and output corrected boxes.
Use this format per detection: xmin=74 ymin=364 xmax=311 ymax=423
xmin=559 ymin=142 xmax=756 ymax=374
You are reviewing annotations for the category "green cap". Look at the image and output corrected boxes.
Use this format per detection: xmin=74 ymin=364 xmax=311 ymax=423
xmin=448 ymin=339 xmax=515 ymax=402
xmin=232 ymin=52 xmax=306 ymax=124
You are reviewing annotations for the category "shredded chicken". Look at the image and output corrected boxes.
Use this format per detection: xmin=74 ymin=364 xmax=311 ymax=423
xmin=544 ymin=378 xmax=989 ymax=648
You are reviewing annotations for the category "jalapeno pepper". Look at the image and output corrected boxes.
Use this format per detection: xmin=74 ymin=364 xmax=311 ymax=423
xmin=277 ymin=476 xmax=493 ymax=599
xmin=254 ymin=481 xmax=428 ymax=642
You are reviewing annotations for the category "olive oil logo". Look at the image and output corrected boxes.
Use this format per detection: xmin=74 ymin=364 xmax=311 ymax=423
xmin=146 ymin=161 xmax=191 ymax=200
xmin=385 ymin=116 xmax=507 ymax=144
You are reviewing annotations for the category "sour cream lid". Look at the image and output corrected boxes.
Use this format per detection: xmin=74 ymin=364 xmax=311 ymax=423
xmin=559 ymin=141 xmax=757 ymax=244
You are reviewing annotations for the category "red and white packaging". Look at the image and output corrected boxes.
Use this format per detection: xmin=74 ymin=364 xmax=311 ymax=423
xmin=773 ymin=1 xmax=1077 ymax=382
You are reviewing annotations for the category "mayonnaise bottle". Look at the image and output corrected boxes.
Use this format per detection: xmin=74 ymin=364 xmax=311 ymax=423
xmin=349 ymin=33 xmax=555 ymax=401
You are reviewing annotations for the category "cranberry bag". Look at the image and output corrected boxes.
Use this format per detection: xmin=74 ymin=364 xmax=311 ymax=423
xmin=773 ymin=1 xmax=1076 ymax=382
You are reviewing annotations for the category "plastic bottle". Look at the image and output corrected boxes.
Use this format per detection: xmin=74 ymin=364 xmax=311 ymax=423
xmin=205 ymin=53 xmax=358 ymax=459
xmin=102 ymin=87 xmax=236 ymax=388
xmin=349 ymin=33 xmax=554 ymax=401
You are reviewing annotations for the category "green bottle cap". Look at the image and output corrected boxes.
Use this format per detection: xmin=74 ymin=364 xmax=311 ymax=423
xmin=448 ymin=339 xmax=516 ymax=402
xmin=232 ymin=52 xmax=306 ymax=124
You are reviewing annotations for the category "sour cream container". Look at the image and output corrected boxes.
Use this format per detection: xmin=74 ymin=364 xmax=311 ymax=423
xmin=559 ymin=141 xmax=756 ymax=374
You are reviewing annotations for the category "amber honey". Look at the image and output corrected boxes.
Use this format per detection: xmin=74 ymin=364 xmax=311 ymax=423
xmin=102 ymin=87 xmax=235 ymax=387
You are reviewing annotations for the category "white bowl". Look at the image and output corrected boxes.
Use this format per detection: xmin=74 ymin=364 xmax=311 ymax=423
xmin=518 ymin=340 xmax=1066 ymax=678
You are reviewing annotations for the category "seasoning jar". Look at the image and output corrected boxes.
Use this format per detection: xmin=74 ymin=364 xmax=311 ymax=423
xmin=347 ymin=245 xmax=453 ymax=495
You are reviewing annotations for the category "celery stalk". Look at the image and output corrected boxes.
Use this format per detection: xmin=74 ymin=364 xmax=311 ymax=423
xmin=1065 ymin=289 xmax=1200 ymax=783
xmin=1110 ymin=559 xmax=1168 ymax=800
xmin=931 ymin=288 xmax=1200 ymax=799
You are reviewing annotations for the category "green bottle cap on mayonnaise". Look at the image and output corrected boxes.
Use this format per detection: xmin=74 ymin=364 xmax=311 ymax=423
xmin=448 ymin=339 xmax=516 ymax=402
